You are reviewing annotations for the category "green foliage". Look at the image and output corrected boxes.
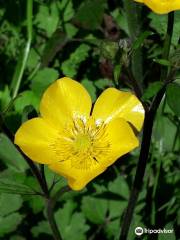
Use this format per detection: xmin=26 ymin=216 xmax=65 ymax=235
xmin=0 ymin=0 xmax=179 ymax=239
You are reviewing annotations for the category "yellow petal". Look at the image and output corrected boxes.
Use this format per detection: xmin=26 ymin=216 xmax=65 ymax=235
xmin=49 ymin=118 xmax=139 ymax=191
xmin=49 ymin=160 xmax=106 ymax=191
xmin=92 ymin=88 xmax=145 ymax=131
xmin=100 ymin=118 xmax=139 ymax=167
xmin=14 ymin=118 xmax=58 ymax=164
xmin=40 ymin=77 xmax=92 ymax=130
xmin=135 ymin=0 xmax=180 ymax=14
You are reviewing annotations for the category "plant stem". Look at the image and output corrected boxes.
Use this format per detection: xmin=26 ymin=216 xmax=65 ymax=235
xmin=119 ymin=12 xmax=175 ymax=240
xmin=46 ymin=186 xmax=71 ymax=240
xmin=47 ymin=198 xmax=63 ymax=240
xmin=119 ymin=84 xmax=167 ymax=240
xmin=11 ymin=0 xmax=33 ymax=98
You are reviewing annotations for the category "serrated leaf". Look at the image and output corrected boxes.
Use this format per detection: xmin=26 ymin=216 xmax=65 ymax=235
xmin=108 ymin=176 xmax=129 ymax=200
xmin=55 ymin=201 xmax=89 ymax=240
xmin=31 ymin=221 xmax=51 ymax=237
xmin=81 ymin=196 xmax=108 ymax=224
xmin=35 ymin=3 xmax=59 ymax=37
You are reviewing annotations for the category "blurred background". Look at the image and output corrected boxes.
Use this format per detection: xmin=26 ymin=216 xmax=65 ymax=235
xmin=0 ymin=0 xmax=179 ymax=239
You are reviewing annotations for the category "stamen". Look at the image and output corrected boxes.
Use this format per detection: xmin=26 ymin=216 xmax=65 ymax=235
xmin=51 ymin=116 xmax=111 ymax=170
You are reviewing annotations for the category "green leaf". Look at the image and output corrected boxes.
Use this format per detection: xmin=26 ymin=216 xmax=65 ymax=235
xmin=35 ymin=2 xmax=59 ymax=37
xmin=149 ymin=12 xmax=180 ymax=46
xmin=94 ymin=78 xmax=110 ymax=90
xmin=132 ymin=31 xmax=152 ymax=51
xmin=154 ymin=115 xmax=177 ymax=152
xmin=30 ymin=68 xmax=59 ymax=97
xmin=0 ymin=193 xmax=23 ymax=217
xmin=31 ymin=221 xmax=51 ymax=237
xmin=105 ymin=219 xmax=119 ymax=240
xmin=153 ymin=58 xmax=172 ymax=67
xmin=14 ymin=90 xmax=39 ymax=113
xmin=81 ymin=79 xmax=96 ymax=102
xmin=0 ymin=133 xmax=27 ymax=171
xmin=0 ymin=213 xmax=23 ymax=237
xmin=28 ymin=195 xmax=44 ymax=214
xmin=62 ymin=44 xmax=90 ymax=78
xmin=81 ymin=196 xmax=108 ymax=224
xmin=108 ymin=200 xmax=127 ymax=219
xmin=108 ymin=176 xmax=130 ymax=200
xmin=0 ymin=85 xmax=11 ymax=111
xmin=167 ymin=83 xmax=180 ymax=117
xmin=158 ymin=223 xmax=175 ymax=240
xmin=55 ymin=201 xmax=89 ymax=240
xmin=74 ymin=0 xmax=107 ymax=30
xmin=142 ymin=81 xmax=163 ymax=101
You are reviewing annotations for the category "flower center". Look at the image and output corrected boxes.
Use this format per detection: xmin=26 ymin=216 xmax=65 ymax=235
xmin=74 ymin=134 xmax=91 ymax=151
xmin=52 ymin=117 xmax=110 ymax=170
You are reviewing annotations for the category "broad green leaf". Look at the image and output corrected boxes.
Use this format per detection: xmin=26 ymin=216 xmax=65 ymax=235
xmin=0 ymin=213 xmax=23 ymax=237
xmin=81 ymin=79 xmax=96 ymax=102
xmin=0 ymin=133 xmax=27 ymax=171
xmin=0 ymin=193 xmax=23 ymax=217
xmin=30 ymin=68 xmax=59 ymax=97
xmin=81 ymin=196 xmax=108 ymax=224
xmin=74 ymin=0 xmax=107 ymax=30
xmin=153 ymin=115 xmax=177 ymax=152
xmin=167 ymin=83 xmax=180 ymax=117
xmin=108 ymin=176 xmax=130 ymax=200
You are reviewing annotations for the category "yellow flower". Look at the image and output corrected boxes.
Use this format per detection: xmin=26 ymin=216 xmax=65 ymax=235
xmin=15 ymin=77 xmax=144 ymax=191
xmin=134 ymin=0 xmax=180 ymax=14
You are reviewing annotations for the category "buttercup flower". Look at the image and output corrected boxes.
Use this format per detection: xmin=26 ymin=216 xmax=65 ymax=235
xmin=134 ymin=0 xmax=180 ymax=14
xmin=15 ymin=77 xmax=144 ymax=190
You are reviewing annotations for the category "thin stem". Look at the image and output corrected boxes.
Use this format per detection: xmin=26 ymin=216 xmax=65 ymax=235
xmin=11 ymin=0 xmax=33 ymax=98
xmin=46 ymin=186 xmax=71 ymax=240
xmin=119 ymin=84 xmax=167 ymax=240
xmin=47 ymin=198 xmax=63 ymax=240
xmin=119 ymin=11 xmax=175 ymax=239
